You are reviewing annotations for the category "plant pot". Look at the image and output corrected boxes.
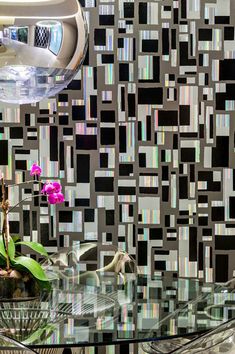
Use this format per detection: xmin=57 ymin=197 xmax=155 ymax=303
xmin=0 ymin=276 xmax=52 ymax=342
xmin=0 ymin=276 xmax=41 ymax=302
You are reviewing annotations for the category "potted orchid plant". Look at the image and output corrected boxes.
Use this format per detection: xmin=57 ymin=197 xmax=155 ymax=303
xmin=0 ymin=163 xmax=64 ymax=300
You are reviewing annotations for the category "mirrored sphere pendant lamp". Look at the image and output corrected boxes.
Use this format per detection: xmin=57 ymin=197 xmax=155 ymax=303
xmin=0 ymin=0 xmax=88 ymax=104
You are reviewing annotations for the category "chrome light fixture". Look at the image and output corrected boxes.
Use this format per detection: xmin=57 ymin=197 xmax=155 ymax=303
xmin=0 ymin=0 xmax=88 ymax=104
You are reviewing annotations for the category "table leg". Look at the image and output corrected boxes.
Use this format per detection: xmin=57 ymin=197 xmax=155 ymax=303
xmin=35 ymin=348 xmax=85 ymax=354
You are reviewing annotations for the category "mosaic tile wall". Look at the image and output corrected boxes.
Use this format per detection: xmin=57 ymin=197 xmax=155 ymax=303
xmin=1 ymin=0 xmax=235 ymax=283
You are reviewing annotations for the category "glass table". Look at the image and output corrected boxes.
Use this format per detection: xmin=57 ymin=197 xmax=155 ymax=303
xmin=0 ymin=275 xmax=234 ymax=353
xmin=0 ymin=244 xmax=234 ymax=353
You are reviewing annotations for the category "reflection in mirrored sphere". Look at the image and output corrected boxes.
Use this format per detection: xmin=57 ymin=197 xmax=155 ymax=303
xmin=0 ymin=0 xmax=88 ymax=104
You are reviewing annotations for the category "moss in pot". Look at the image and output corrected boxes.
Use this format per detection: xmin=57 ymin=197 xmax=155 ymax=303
xmin=0 ymin=271 xmax=41 ymax=301
xmin=0 ymin=164 xmax=65 ymax=301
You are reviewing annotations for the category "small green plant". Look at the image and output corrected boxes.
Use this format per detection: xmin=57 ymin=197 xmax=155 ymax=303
xmin=0 ymin=164 xmax=64 ymax=288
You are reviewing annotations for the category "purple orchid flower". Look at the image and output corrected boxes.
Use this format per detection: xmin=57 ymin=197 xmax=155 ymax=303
xmin=48 ymin=192 xmax=65 ymax=205
xmin=51 ymin=182 xmax=62 ymax=193
xmin=42 ymin=183 xmax=55 ymax=195
xmin=30 ymin=163 xmax=42 ymax=177
xmin=42 ymin=182 xmax=62 ymax=195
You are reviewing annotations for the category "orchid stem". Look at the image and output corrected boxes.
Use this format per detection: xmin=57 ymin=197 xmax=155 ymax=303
xmin=8 ymin=180 xmax=39 ymax=188
xmin=7 ymin=194 xmax=45 ymax=214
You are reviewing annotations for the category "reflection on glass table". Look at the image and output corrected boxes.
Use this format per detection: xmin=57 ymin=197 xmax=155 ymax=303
xmin=0 ymin=333 xmax=37 ymax=353
xmin=0 ymin=243 xmax=234 ymax=353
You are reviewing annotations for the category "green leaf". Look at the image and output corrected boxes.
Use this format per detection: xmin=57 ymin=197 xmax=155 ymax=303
xmin=13 ymin=256 xmax=49 ymax=282
xmin=11 ymin=235 xmax=21 ymax=243
xmin=8 ymin=237 xmax=15 ymax=260
xmin=0 ymin=254 xmax=6 ymax=267
xmin=16 ymin=242 xmax=48 ymax=258
xmin=0 ymin=236 xmax=6 ymax=259
xmin=23 ymin=324 xmax=56 ymax=346
xmin=0 ymin=235 xmax=15 ymax=260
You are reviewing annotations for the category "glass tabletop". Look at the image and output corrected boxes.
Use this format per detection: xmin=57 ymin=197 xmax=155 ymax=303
xmin=0 ymin=274 xmax=234 ymax=349
xmin=0 ymin=243 xmax=234 ymax=349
